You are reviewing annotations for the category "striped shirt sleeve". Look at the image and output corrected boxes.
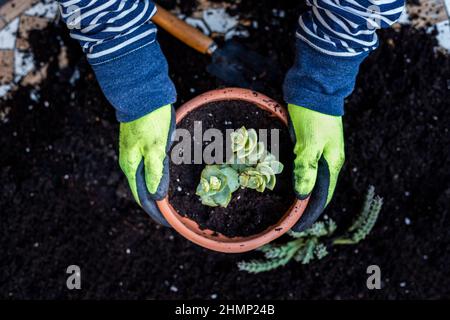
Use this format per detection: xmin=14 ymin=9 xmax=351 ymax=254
xmin=58 ymin=0 xmax=158 ymax=65
xmin=284 ymin=0 xmax=405 ymax=116
xmin=57 ymin=0 xmax=176 ymax=122
xmin=298 ymin=0 xmax=405 ymax=57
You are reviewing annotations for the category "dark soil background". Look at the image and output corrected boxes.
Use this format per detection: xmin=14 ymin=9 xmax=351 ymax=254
xmin=169 ymin=100 xmax=294 ymax=237
xmin=1 ymin=0 xmax=449 ymax=299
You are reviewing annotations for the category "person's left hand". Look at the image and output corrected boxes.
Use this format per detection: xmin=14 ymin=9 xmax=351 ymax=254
xmin=288 ymin=104 xmax=345 ymax=232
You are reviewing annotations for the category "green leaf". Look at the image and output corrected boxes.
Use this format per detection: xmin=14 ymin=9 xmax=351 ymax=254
xmin=209 ymin=176 xmax=221 ymax=191
xmin=314 ymin=243 xmax=328 ymax=259
xmin=242 ymin=129 xmax=258 ymax=157
xmin=333 ymin=186 xmax=383 ymax=245
xmin=306 ymin=221 xmax=328 ymax=237
xmin=270 ymin=160 xmax=284 ymax=174
xmin=255 ymin=179 xmax=266 ymax=192
xmin=351 ymin=196 xmax=382 ymax=243
xmin=201 ymin=195 xmax=217 ymax=207
xmin=220 ymin=166 xmax=240 ymax=193
xmin=301 ymin=239 xmax=316 ymax=264
xmin=265 ymin=174 xmax=276 ymax=190
xmin=349 ymin=185 xmax=375 ymax=232
xmin=256 ymin=163 xmax=275 ymax=180
xmin=230 ymin=127 xmax=248 ymax=153
xmin=238 ymin=246 xmax=298 ymax=273
xmin=212 ymin=186 xmax=232 ymax=207
xmin=239 ymin=169 xmax=266 ymax=192
xmin=247 ymin=142 xmax=266 ymax=163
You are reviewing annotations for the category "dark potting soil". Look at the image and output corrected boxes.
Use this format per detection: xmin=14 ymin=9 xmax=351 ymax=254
xmin=168 ymin=100 xmax=294 ymax=237
xmin=0 ymin=0 xmax=449 ymax=299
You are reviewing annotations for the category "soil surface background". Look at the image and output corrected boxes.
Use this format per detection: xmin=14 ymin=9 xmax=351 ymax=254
xmin=169 ymin=100 xmax=294 ymax=237
xmin=1 ymin=0 xmax=449 ymax=299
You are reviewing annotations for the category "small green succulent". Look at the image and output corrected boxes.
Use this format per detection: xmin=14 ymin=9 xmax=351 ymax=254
xmin=241 ymin=153 xmax=284 ymax=192
xmin=196 ymin=165 xmax=239 ymax=207
xmin=231 ymin=127 xmax=261 ymax=162
xmin=197 ymin=126 xmax=284 ymax=207
xmin=239 ymin=168 xmax=267 ymax=192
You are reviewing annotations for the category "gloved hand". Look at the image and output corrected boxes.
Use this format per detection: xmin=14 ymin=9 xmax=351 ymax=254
xmin=288 ymin=104 xmax=345 ymax=232
xmin=119 ymin=104 xmax=175 ymax=227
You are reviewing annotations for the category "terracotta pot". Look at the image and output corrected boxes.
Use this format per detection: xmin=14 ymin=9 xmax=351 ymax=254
xmin=157 ymin=88 xmax=309 ymax=253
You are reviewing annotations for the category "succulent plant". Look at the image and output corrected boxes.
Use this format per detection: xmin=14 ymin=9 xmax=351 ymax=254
xmin=230 ymin=127 xmax=261 ymax=162
xmin=196 ymin=165 xmax=239 ymax=207
xmin=197 ymin=126 xmax=285 ymax=207
xmin=229 ymin=127 xmax=282 ymax=168
xmin=239 ymin=168 xmax=267 ymax=192
xmin=238 ymin=186 xmax=383 ymax=273
xmin=239 ymin=153 xmax=284 ymax=192
xmin=246 ymin=153 xmax=285 ymax=191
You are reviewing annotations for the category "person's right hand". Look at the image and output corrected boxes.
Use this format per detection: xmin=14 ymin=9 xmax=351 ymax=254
xmin=119 ymin=104 xmax=175 ymax=226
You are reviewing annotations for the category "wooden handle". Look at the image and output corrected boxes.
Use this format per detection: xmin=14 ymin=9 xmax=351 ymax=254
xmin=152 ymin=4 xmax=215 ymax=55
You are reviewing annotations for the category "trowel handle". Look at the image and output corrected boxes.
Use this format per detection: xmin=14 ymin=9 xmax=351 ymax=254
xmin=152 ymin=4 xmax=216 ymax=55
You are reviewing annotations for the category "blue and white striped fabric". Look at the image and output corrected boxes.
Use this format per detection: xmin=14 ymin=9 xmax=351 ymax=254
xmin=298 ymin=0 xmax=405 ymax=57
xmin=57 ymin=0 xmax=176 ymax=122
xmin=58 ymin=0 xmax=158 ymax=65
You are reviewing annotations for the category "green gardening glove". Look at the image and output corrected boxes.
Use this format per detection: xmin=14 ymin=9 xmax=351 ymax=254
xmin=288 ymin=104 xmax=345 ymax=232
xmin=119 ymin=104 xmax=175 ymax=227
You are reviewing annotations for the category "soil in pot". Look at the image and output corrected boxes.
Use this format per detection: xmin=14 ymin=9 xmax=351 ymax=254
xmin=168 ymin=100 xmax=295 ymax=238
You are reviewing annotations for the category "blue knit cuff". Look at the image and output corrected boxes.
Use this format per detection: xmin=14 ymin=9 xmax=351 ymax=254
xmin=90 ymin=40 xmax=176 ymax=122
xmin=283 ymin=39 xmax=368 ymax=116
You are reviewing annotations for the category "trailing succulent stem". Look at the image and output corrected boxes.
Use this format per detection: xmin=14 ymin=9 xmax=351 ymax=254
xmin=237 ymin=218 xmax=336 ymax=273
xmin=238 ymin=186 xmax=383 ymax=273
xmin=196 ymin=127 xmax=284 ymax=207
xmin=332 ymin=185 xmax=383 ymax=245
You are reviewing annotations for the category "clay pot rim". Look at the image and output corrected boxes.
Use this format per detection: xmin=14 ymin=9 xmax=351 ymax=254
xmin=157 ymin=88 xmax=309 ymax=253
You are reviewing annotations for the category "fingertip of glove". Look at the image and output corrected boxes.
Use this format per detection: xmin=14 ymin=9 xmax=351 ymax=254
xmin=291 ymin=215 xmax=316 ymax=232
xmin=151 ymin=106 xmax=174 ymax=200
xmin=294 ymin=190 xmax=310 ymax=201
xmin=136 ymin=160 xmax=171 ymax=227
xmin=137 ymin=105 xmax=174 ymax=201
xmin=167 ymin=106 xmax=176 ymax=152
xmin=150 ymin=156 xmax=170 ymax=200
xmin=141 ymin=199 xmax=171 ymax=228
xmin=292 ymin=171 xmax=312 ymax=201
xmin=292 ymin=156 xmax=330 ymax=232
xmin=292 ymin=190 xmax=326 ymax=232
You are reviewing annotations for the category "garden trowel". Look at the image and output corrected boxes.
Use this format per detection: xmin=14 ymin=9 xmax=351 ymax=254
xmin=152 ymin=4 xmax=282 ymax=91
